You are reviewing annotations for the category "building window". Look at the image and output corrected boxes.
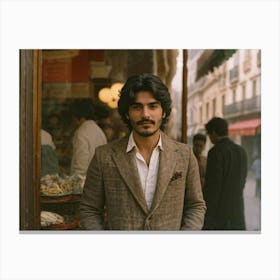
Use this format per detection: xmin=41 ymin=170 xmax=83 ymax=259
xmin=232 ymin=89 xmax=236 ymax=102
xmin=257 ymin=50 xmax=261 ymax=67
xmin=242 ymin=83 xmax=246 ymax=100
xmin=212 ymin=98 xmax=216 ymax=117
xmin=229 ymin=65 xmax=239 ymax=83
xmin=206 ymin=102 xmax=209 ymax=120
xmin=252 ymin=80 xmax=257 ymax=96
xmin=243 ymin=50 xmax=251 ymax=73
xmin=222 ymin=95 xmax=225 ymax=115
xmin=190 ymin=109 xmax=193 ymax=124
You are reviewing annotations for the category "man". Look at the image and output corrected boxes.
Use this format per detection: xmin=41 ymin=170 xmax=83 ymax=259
xmin=203 ymin=117 xmax=248 ymax=230
xmin=80 ymin=74 xmax=206 ymax=230
xmin=192 ymin=133 xmax=207 ymax=188
xmin=71 ymin=99 xmax=107 ymax=176
xmin=251 ymin=154 xmax=261 ymax=199
xmin=41 ymin=129 xmax=59 ymax=176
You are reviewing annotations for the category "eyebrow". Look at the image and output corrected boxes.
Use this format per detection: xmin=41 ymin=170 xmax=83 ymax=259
xmin=131 ymin=101 xmax=161 ymax=106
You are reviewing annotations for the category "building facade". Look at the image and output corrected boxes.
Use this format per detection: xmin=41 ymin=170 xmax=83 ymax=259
xmin=187 ymin=49 xmax=261 ymax=164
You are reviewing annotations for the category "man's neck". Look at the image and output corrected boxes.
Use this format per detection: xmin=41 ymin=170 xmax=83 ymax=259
xmin=215 ymin=135 xmax=228 ymax=144
xmin=132 ymin=130 xmax=161 ymax=162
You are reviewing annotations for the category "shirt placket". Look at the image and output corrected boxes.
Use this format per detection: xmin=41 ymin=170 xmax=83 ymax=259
xmin=146 ymin=149 xmax=157 ymax=209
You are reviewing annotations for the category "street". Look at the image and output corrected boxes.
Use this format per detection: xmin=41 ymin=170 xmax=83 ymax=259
xmin=243 ymin=171 xmax=261 ymax=231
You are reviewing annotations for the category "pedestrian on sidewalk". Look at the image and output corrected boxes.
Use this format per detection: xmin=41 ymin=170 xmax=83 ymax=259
xmin=192 ymin=133 xmax=207 ymax=188
xmin=251 ymin=153 xmax=261 ymax=199
xmin=203 ymin=117 xmax=248 ymax=230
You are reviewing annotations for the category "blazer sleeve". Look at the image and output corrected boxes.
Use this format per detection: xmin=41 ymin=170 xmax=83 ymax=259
xmin=181 ymin=149 xmax=206 ymax=230
xmin=79 ymin=147 xmax=105 ymax=230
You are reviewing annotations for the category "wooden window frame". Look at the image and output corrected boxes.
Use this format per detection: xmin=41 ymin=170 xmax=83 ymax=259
xmin=20 ymin=50 xmax=42 ymax=230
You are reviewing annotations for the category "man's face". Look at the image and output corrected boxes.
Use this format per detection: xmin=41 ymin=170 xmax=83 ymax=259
xmin=193 ymin=140 xmax=206 ymax=157
xmin=207 ymin=131 xmax=218 ymax=144
xmin=127 ymin=91 xmax=165 ymax=137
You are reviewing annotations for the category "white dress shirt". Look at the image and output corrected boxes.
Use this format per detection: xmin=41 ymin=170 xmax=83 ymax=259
xmin=126 ymin=132 xmax=163 ymax=210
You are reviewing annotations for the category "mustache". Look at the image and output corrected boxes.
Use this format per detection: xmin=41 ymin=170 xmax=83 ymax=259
xmin=136 ymin=119 xmax=155 ymax=125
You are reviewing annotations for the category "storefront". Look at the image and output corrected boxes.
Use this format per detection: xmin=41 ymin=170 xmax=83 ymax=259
xmin=228 ymin=118 xmax=261 ymax=165
xmin=20 ymin=49 xmax=186 ymax=230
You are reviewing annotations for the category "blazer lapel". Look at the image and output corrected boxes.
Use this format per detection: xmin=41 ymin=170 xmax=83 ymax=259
xmin=111 ymin=137 xmax=149 ymax=214
xmin=150 ymin=133 xmax=178 ymax=212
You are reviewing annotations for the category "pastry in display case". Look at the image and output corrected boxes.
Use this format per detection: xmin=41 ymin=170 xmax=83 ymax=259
xmin=40 ymin=174 xmax=85 ymax=230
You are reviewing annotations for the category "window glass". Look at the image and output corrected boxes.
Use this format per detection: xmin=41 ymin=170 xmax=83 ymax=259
xmin=41 ymin=49 xmax=183 ymax=177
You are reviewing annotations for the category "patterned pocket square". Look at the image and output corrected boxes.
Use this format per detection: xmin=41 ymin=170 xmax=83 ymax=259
xmin=170 ymin=171 xmax=182 ymax=182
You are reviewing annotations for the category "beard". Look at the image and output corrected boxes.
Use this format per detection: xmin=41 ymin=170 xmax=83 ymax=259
xmin=133 ymin=118 xmax=161 ymax=137
xmin=135 ymin=127 xmax=160 ymax=137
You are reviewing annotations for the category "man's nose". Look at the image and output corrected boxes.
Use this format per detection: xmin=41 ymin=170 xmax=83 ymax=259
xmin=142 ymin=106 xmax=150 ymax=118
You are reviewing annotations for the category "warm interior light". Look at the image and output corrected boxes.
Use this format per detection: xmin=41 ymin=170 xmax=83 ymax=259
xmin=98 ymin=88 xmax=111 ymax=103
xmin=111 ymin=83 xmax=124 ymax=94
xmin=98 ymin=82 xmax=124 ymax=108
xmin=108 ymin=100 xmax=118 ymax=109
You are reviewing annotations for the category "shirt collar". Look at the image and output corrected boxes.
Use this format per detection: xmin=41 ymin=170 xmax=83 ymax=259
xmin=126 ymin=132 xmax=164 ymax=153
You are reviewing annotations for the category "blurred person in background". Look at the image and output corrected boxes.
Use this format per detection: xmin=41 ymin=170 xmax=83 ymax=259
xmin=41 ymin=129 xmax=59 ymax=176
xmin=192 ymin=133 xmax=207 ymax=188
xmin=70 ymin=99 xmax=107 ymax=176
xmin=203 ymin=117 xmax=247 ymax=230
xmin=251 ymin=153 xmax=261 ymax=199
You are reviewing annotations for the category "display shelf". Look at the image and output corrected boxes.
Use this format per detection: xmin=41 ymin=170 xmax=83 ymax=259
xmin=40 ymin=194 xmax=82 ymax=204
xmin=41 ymin=215 xmax=80 ymax=230
xmin=40 ymin=194 xmax=82 ymax=230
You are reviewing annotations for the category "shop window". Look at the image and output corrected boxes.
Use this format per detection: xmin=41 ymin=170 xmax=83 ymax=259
xmin=20 ymin=49 xmax=185 ymax=230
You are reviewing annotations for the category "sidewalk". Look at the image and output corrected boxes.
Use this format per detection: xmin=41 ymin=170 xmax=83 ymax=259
xmin=243 ymin=172 xmax=261 ymax=231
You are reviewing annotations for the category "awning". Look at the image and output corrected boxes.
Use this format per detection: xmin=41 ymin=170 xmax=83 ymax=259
xmin=229 ymin=118 xmax=261 ymax=136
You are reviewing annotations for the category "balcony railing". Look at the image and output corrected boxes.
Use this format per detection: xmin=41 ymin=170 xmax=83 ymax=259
xmin=223 ymin=95 xmax=261 ymax=117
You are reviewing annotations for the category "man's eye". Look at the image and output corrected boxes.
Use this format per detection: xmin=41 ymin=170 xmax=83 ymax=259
xmin=131 ymin=104 xmax=141 ymax=110
xmin=149 ymin=103 xmax=159 ymax=109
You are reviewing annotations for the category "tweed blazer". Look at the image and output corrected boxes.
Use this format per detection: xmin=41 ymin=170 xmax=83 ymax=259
xmin=80 ymin=132 xmax=206 ymax=230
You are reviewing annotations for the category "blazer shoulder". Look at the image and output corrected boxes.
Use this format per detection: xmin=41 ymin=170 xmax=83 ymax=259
xmin=174 ymin=140 xmax=191 ymax=152
xmin=162 ymin=133 xmax=191 ymax=154
xmin=95 ymin=136 xmax=128 ymax=154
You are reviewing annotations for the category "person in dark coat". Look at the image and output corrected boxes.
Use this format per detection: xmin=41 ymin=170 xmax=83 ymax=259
xmin=203 ymin=117 xmax=248 ymax=230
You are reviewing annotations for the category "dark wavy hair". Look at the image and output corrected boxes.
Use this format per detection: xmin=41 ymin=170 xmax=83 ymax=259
xmin=118 ymin=74 xmax=172 ymax=130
